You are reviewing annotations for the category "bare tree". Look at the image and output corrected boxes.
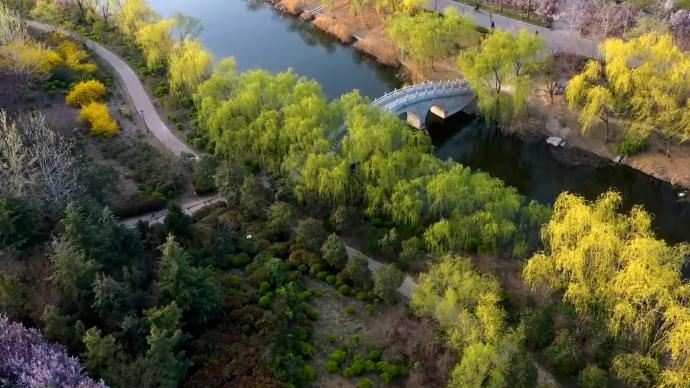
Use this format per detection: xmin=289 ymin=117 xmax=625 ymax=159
xmin=670 ymin=10 xmax=690 ymax=50
xmin=0 ymin=110 xmax=85 ymax=213
xmin=557 ymin=0 xmax=585 ymax=32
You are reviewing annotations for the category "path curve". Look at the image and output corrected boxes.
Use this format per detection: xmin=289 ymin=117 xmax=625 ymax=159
xmin=122 ymin=195 xmax=559 ymax=386
xmin=25 ymin=20 xmax=198 ymax=158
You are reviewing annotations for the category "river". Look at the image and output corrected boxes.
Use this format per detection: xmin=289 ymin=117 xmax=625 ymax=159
xmin=149 ymin=0 xmax=690 ymax=244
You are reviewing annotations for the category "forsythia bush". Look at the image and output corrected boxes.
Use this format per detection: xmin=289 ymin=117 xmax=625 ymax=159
xmin=65 ymin=80 xmax=106 ymax=107
xmin=57 ymin=40 xmax=97 ymax=73
xmin=80 ymin=102 xmax=118 ymax=136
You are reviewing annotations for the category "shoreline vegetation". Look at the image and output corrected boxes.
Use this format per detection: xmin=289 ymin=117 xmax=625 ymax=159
xmin=269 ymin=0 xmax=690 ymax=192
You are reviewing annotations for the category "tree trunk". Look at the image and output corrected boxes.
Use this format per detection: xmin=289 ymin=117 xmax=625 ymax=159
xmin=666 ymin=136 xmax=672 ymax=158
xmin=604 ymin=118 xmax=610 ymax=143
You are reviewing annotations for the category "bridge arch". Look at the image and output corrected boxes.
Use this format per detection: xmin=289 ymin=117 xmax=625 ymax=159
xmin=428 ymin=104 xmax=446 ymax=119
xmin=404 ymin=111 xmax=423 ymax=129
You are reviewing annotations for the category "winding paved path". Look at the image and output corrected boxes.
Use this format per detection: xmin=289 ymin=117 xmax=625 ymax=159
xmin=25 ymin=20 xmax=198 ymax=158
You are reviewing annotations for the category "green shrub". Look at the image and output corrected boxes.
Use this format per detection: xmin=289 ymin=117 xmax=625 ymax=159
xmin=260 ymin=281 xmax=271 ymax=293
xmin=328 ymin=349 xmax=347 ymax=365
xmin=231 ymin=253 xmax=251 ymax=267
xmin=544 ymin=330 xmax=583 ymax=376
xmin=307 ymin=308 xmax=318 ymax=320
xmin=298 ymin=290 xmax=313 ymax=301
xmin=614 ymin=131 xmax=648 ymax=155
xmin=367 ymin=350 xmax=382 ymax=361
xmin=338 ymin=284 xmax=350 ymax=295
xmin=343 ymin=305 xmax=355 ymax=315
xmin=357 ymin=378 xmax=372 ymax=388
xmin=326 ymin=275 xmax=336 ymax=284
xmin=343 ymin=356 xmax=366 ymax=378
xmin=298 ymin=341 xmax=315 ymax=358
xmin=316 ymin=271 xmax=328 ymax=280
xmin=365 ymin=304 xmax=375 ymax=315
xmin=578 ymin=364 xmax=608 ymax=388
xmin=300 ymin=365 xmax=316 ymax=384
xmin=259 ymin=295 xmax=271 ymax=309
xmin=324 ymin=360 xmax=339 ymax=373
xmin=356 ymin=291 xmax=367 ymax=301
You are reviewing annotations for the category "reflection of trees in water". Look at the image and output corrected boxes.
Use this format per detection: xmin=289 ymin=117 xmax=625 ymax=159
xmin=243 ymin=0 xmax=266 ymax=11
xmin=285 ymin=17 xmax=337 ymax=53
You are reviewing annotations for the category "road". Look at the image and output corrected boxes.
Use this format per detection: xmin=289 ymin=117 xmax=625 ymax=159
xmin=428 ymin=0 xmax=600 ymax=58
xmin=120 ymin=194 xmax=224 ymax=227
xmin=25 ymin=20 xmax=198 ymax=158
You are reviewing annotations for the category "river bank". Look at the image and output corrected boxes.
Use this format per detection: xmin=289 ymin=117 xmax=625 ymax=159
xmin=266 ymin=0 xmax=690 ymax=191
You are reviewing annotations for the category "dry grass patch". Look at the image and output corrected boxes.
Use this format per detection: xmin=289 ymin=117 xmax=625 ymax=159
xmin=275 ymin=0 xmax=304 ymax=14
xmin=354 ymin=35 xmax=400 ymax=68
xmin=313 ymin=15 xmax=354 ymax=43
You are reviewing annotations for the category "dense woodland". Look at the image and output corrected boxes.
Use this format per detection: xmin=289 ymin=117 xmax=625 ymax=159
xmin=2 ymin=0 xmax=690 ymax=387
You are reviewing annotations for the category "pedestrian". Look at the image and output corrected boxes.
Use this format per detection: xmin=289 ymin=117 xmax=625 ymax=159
xmin=535 ymin=30 xmax=539 ymax=36
xmin=491 ymin=21 xmax=495 ymax=29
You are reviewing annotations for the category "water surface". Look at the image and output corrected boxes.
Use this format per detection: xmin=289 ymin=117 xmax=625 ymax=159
xmin=149 ymin=0 xmax=690 ymax=243
xmin=148 ymin=0 xmax=402 ymax=98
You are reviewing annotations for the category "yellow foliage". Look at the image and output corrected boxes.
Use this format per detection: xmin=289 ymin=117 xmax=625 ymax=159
xmin=0 ymin=40 xmax=61 ymax=79
xmin=65 ymin=80 xmax=106 ymax=107
xmin=135 ymin=19 xmax=175 ymax=69
xmin=169 ymin=39 xmax=213 ymax=96
xmin=80 ymin=102 xmax=118 ymax=136
xmin=523 ymin=191 xmax=690 ymax=380
xmin=57 ymin=40 xmax=97 ymax=74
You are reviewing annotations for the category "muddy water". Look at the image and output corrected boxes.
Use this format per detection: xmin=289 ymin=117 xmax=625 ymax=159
xmin=149 ymin=0 xmax=690 ymax=244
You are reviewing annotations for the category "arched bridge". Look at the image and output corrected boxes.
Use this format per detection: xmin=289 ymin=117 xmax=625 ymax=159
xmin=333 ymin=79 xmax=476 ymax=139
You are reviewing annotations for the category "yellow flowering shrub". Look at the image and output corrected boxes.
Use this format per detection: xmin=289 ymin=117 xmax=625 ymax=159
xmin=0 ymin=40 xmax=61 ymax=79
xmin=57 ymin=40 xmax=97 ymax=74
xmin=66 ymin=80 xmax=106 ymax=107
xmin=80 ymin=102 xmax=118 ymax=136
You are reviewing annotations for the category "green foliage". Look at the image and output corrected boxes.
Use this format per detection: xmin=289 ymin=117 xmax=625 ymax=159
xmin=544 ymin=330 xmax=582 ymax=376
xmin=156 ymin=235 xmax=221 ymax=326
xmin=610 ymin=353 xmax=660 ymax=387
xmin=387 ymin=8 xmax=478 ymax=68
xmin=344 ymin=305 xmax=355 ymax=315
xmin=192 ymin=154 xmax=219 ymax=194
xmin=459 ymin=29 xmax=545 ymax=123
xmin=0 ymin=196 xmax=41 ymax=252
xmin=81 ymin=327 xmax=120 ymax=378
xmin=239 ymin=174 xmax=269 ymax=219
xmin=294 ymin=218 xmax=327 ymax=253
xmin=614 ymin=131 xmax=648 ymax=155
xmin=365 ymin=304 xmax=375 ymax=315
xmin=321 ymin=233 xmax=348 ymax=270
xmin=343 ymin=254 xmax=372 ymax=290
xmin=266 ymin=201 xmax=294 ymax=239
xmin=578 ymin=364 xmax=609 ymax=388
xmin=413 ymin=256 xmax=525 ymax=386
xmin=338 ymin=284 xmax=351 ymax=295
xmin=357 ymin=377 xmax=372 ymax=388
xmin=373 ymin=263 xmax=404 ymax=304
xmin=398 ymin=236 xmax=423 ymax=269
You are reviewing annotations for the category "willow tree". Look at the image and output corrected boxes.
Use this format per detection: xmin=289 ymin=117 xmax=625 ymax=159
xmin=565 ymin=61 xmax=618 ymax=142
xmin=523 ymin=191 xmax=690 ymax=383
xmin=458 ymin=30 xmax=545 ymax=124
xmin=168 ymin=38 xmax=213 ymax=96
xmin=412 ymin=256 xmax=534 ymax=387
xmin=135 ymin=18 xmax=175 ymax=69
xmin=387 ymin=7 xmax=478 ymax=70
xmin=567 ymin=32 xmax=690 ymax=154
xmin=117 ymin=0 xmax=155 ymax=37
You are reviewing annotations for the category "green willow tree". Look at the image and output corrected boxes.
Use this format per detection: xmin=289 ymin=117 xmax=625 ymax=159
xmin=412 ymin=256 xmax=535 ymax=387
xmin=387 ymin=8 xmax=479 ymax=69
xmin=459 ymin=30 xmax=546 ymax=124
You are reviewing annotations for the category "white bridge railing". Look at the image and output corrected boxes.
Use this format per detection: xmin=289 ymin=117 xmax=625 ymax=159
xmin=331 ymin=79 xmax=471 ymax=139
